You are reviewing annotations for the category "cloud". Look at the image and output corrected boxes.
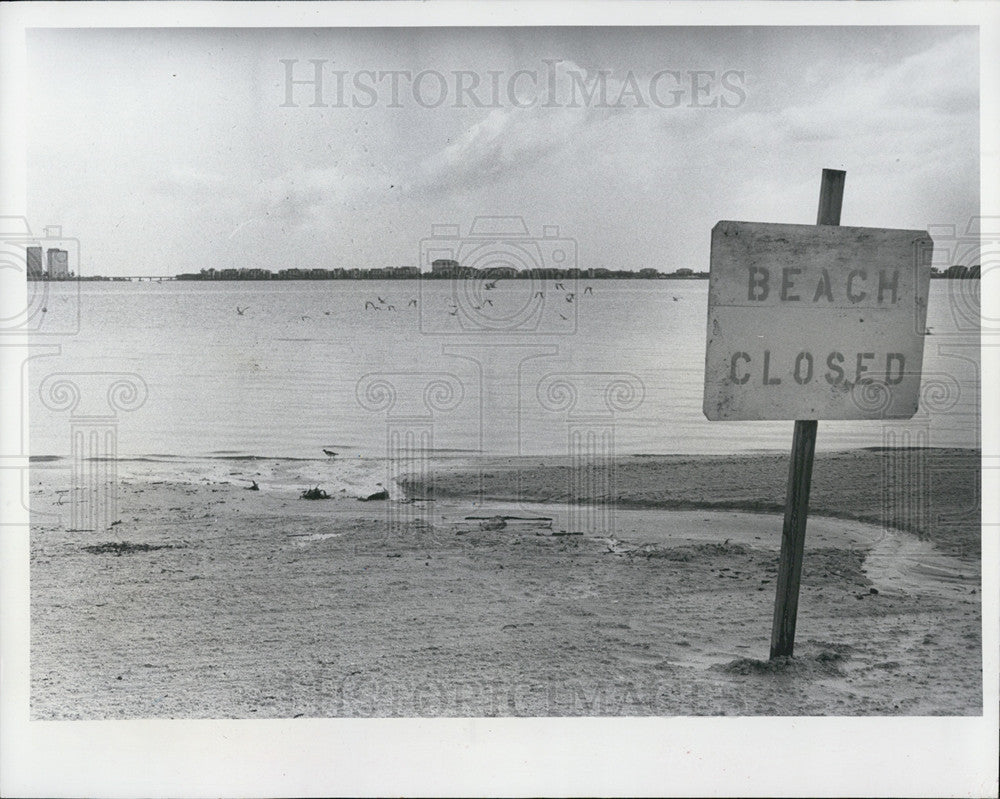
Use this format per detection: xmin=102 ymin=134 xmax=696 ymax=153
xmin=405 ymin=60 xmax=648 ymax=198
xmin=713 ymin=30 xmax=977 ymax=149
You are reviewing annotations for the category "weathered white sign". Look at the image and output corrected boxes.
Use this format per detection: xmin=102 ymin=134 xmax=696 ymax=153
xmin=704 ymin=221 xmax=933 ymax=421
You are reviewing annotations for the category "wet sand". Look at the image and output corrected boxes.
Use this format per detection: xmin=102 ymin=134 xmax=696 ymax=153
xmin=30 ymin=448 xmax=982 ymax=718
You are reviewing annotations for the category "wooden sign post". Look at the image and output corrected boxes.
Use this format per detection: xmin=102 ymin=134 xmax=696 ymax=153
xmin=703 ymin=168 xmax=934 ymax=660
xmin=770 ymin=169 xmax=843 ymax=659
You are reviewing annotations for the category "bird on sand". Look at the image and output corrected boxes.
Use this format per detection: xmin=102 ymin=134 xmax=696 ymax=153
xmin=323 ymin=449 xmax=338 ymax=457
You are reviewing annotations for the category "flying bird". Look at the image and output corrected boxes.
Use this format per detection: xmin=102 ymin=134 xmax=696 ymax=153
xmin=554 ymin=282 xmax=565 ymax=290
xmin=565 ymin=293 xmax=575 ymax=302
xmin=236 ymin=306 xmax=248 ymax=315
xmin=583 ymin=286 xmax=593 ymax=295
xmin=408 ymin=298 xmax=418 ymax=307
xmin=365 ymin=301 xmax=378 ymax=310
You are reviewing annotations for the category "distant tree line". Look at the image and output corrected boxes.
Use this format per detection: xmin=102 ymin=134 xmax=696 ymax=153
xmin=175 ymin=266 xmax=712 ymax=281
xmin=931 ymin=265 xmax=981 ymax=279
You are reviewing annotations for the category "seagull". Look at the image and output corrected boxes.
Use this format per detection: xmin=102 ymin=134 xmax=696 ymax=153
xmin=386 ymin=305 xmax=396 ymax=311
xmin=408 ymin=298 xmax=417 ymax=307
xmin=484 ymin=298 xmax=493 ymax=306
xmin=236 ymin=306 xmax=248 ymax=315
xmin=923 ymin=326 xmax=934 ymax=336
xmin=554 ymin=282 xmax=565 ymax=290
xmin=448 ymin=309 xmax=458 ymax=316
xmin=565 ymin=293 xmax=575 ymax=302
xmin=672 ymin=296 xmax=680 ymax=301
xmin=559 ymin=313 xmax=568 ymax=320
xmin=377 ymin=296 xmax=386 ymax=305
xmin=323 ymin=449 xmax=337 ymax=457
xmin=365 ymin=301 xmax=378 ymax=310
xmin=583 ymin=286 xmax=593 ymax=295
xmin=300 ymin=315 xmax=311 ymax=321
xmin=484 ymin=280 xmax=498 ymax=289
xmin=533 ymin=291 xmax=544 ymax=299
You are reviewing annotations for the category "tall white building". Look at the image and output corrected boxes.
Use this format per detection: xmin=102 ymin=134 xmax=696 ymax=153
xmin=47 ymin=248 xmax=70 ymax=279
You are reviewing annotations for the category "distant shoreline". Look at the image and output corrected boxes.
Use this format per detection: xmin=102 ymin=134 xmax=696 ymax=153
xmin=27 ymin=272 xmax=979 ymax=282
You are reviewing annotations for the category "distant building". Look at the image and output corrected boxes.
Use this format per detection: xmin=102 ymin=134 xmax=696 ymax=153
xmin=639 ymin=268 xmax=659 ymax=278
xmin=46 ymin=248 xmax=70 ymax=279
xmin=673 ymin=268 xmax=694 ymax=277
xmin=26 ymin=246 xmax=43 ymax=278
xmin=431 ymin=259 xmax=459 ymax=276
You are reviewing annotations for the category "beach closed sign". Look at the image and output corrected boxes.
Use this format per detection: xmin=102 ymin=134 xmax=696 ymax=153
xmin=704 ymin=221 xmax=933 ymax=421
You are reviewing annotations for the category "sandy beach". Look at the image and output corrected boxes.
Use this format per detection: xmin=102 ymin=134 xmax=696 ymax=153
xmin=30 ymin=448 xmax=981 ymax=718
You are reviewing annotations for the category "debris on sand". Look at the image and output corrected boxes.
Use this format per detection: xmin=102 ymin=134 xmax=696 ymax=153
xmin=82 ymin=541 xmax=181 ymax=556
xmin=478 ymin=516 xmax=507 ymax=531
xmin=359 ymin=489 xmax=389 ymax=502
xmin=300 ymin=487 xmax=330 ymax=500
xmin=246 ymin=480 xmax=259 ymax=491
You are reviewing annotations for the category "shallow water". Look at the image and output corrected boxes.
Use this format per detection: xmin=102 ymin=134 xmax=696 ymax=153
xmin=27 ymin=279 xmax=979 ymax=468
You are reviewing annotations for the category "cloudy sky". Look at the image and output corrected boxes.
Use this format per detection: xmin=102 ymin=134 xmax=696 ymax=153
xmin=27 ymin=26 xmax=978 ymax=276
